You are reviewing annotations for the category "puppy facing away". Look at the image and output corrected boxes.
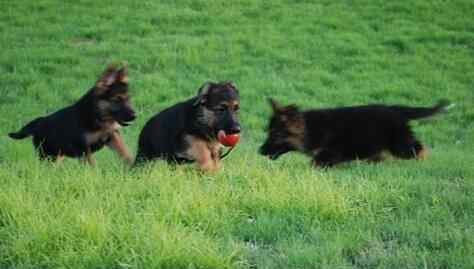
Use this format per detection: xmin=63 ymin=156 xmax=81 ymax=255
xmin=259 ymin=98 xmax=451 ymax=167
xmin=135 ymin=81 xmax=241 ymax=171
xmin=9 ymin=64 xmax=136 ymax=165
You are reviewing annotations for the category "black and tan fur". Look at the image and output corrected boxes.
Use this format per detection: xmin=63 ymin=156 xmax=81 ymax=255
xmin=259 ymin=98 xmax=450 ymax=167
xmin=8 ymin=64 xmax=136 ymax=165
xmin=135 ymin=81 xmax=240 ymax=171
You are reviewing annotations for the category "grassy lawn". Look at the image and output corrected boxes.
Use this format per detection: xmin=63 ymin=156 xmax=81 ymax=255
xmin=1 ymin=0 xmax=473 ymax=268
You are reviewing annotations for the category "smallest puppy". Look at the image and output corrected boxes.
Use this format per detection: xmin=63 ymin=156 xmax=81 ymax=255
xmin=9 ymin=63 xmax=136 ymax=165
xmin=259 ymin=98 xmax=450 ymax=167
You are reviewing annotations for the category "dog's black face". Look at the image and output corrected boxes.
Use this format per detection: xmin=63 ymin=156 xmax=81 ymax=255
xmin=259 ymin=99 xmax=304 ymax=160
xmin=194 ymin=81 xmax=240 ymax=137
xmin=259 ymin=116 xmax=294 ymax=160
xmin=94 ymin=65 xmax=136 ymax=126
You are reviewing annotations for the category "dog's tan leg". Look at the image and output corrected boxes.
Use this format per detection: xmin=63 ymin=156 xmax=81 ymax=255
xmin=210 ymin=143 xmax=221 ymax=171
xmin=197 ymin=154 xmax=216 ymax=171
xmin=107 ymin=131 xmax=133 ymax=165
xmin=367 ymin=153 xmax=385 ymax=163
xmin=194 ymin=144 xmax=216 ymax=172
xmin=82 ymin=148 xmax=96 ymax=166
xmin=185 ymin=135 xmax=218 ymax=172
xmin=416 ymin=145 xmax=429 ymax=160
xmin=55 ymin=150 xmax=65 ymax=163
xmin=56 ymin=155 xmax=65 ymax=163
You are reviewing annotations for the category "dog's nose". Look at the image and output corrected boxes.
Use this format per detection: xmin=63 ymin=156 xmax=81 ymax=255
xmin=128 ymin=111 xmax=136 ymax=121
xmin=228 ymin=125 xmax=241 ymax=134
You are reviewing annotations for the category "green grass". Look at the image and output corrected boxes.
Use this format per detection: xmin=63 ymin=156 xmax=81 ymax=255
xmin=1 ymin=0 xmax=474 ymax=268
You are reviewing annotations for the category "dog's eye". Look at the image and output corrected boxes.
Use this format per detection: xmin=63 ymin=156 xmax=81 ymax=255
xmin=216 ymin=106 xmax=227 ymax=112
xmin=272 ymin=131 xmax=285 ymax=140
xmin=234 ymin=105 xmax=240 ymax=111
xmin=113 ymin=96 xmax=128 ymax=103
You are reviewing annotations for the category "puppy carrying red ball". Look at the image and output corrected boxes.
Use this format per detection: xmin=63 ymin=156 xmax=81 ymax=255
xmin=136 ymin=81 xmax=241 ymax=172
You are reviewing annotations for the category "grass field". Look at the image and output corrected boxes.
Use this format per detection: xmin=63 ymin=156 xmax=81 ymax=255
xmin=1 ymin=0 xmax=474 ymax=268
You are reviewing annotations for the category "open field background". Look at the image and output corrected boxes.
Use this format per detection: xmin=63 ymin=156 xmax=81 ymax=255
xmin=1 ymin=0 xmax=473 ymax=268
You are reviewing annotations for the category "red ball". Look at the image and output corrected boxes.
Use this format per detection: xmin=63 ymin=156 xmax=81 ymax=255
xmin=218 ymin=131 xmax=240 ymax=147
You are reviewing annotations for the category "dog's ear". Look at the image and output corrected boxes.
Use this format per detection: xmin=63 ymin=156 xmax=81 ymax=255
xmin=269 ymin=98 xmax=300 ymax=121
xmin=95 ymin=64 xmax=119 ymax=93
xmin=280 ymin=104 xmax=301 ymax=123
xmin=193 ymin=81 xmax=213 ymax=106
xmin=95 ymin=63 xmax=128 ymax=94
xmin=268 ymin=98 xmax=283 ymax=112
xmin=117 ymin=63 xmax=128 ymax=84
xmin=224 ymin=80 xmax=238 ymax=92
xmin=284 ymin=104 xmax=299 ymax=114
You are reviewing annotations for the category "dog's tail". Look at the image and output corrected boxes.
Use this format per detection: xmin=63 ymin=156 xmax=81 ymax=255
xmin=8 ymin=117 xmax=44 ymax=139
xmin=391 ymin=99 xmax=453 ymax=120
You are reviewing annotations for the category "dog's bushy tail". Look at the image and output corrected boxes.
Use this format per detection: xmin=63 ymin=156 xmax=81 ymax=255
xmin=391 ymin=99 xmax=452 ymax=120
xmin=8 ymin=117 xmax=43 ymax=139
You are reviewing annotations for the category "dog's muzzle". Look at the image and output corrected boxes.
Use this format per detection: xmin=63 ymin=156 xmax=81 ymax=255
xmin=226 ymin=124 xmax=241 ymax=135
xmin=117 ymin=111 xmax=136 ymax=126
xmin=259 ymin=144 xmax=288 ymax=160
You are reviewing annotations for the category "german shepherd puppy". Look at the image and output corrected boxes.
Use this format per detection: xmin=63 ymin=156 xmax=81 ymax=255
xmin=135 ymin=81 xmax=240 ymax=171
xmin=259 ymin=98 xmax=450 ymax=167
xmin=8 ymin=64 xmax=136 ymax=165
